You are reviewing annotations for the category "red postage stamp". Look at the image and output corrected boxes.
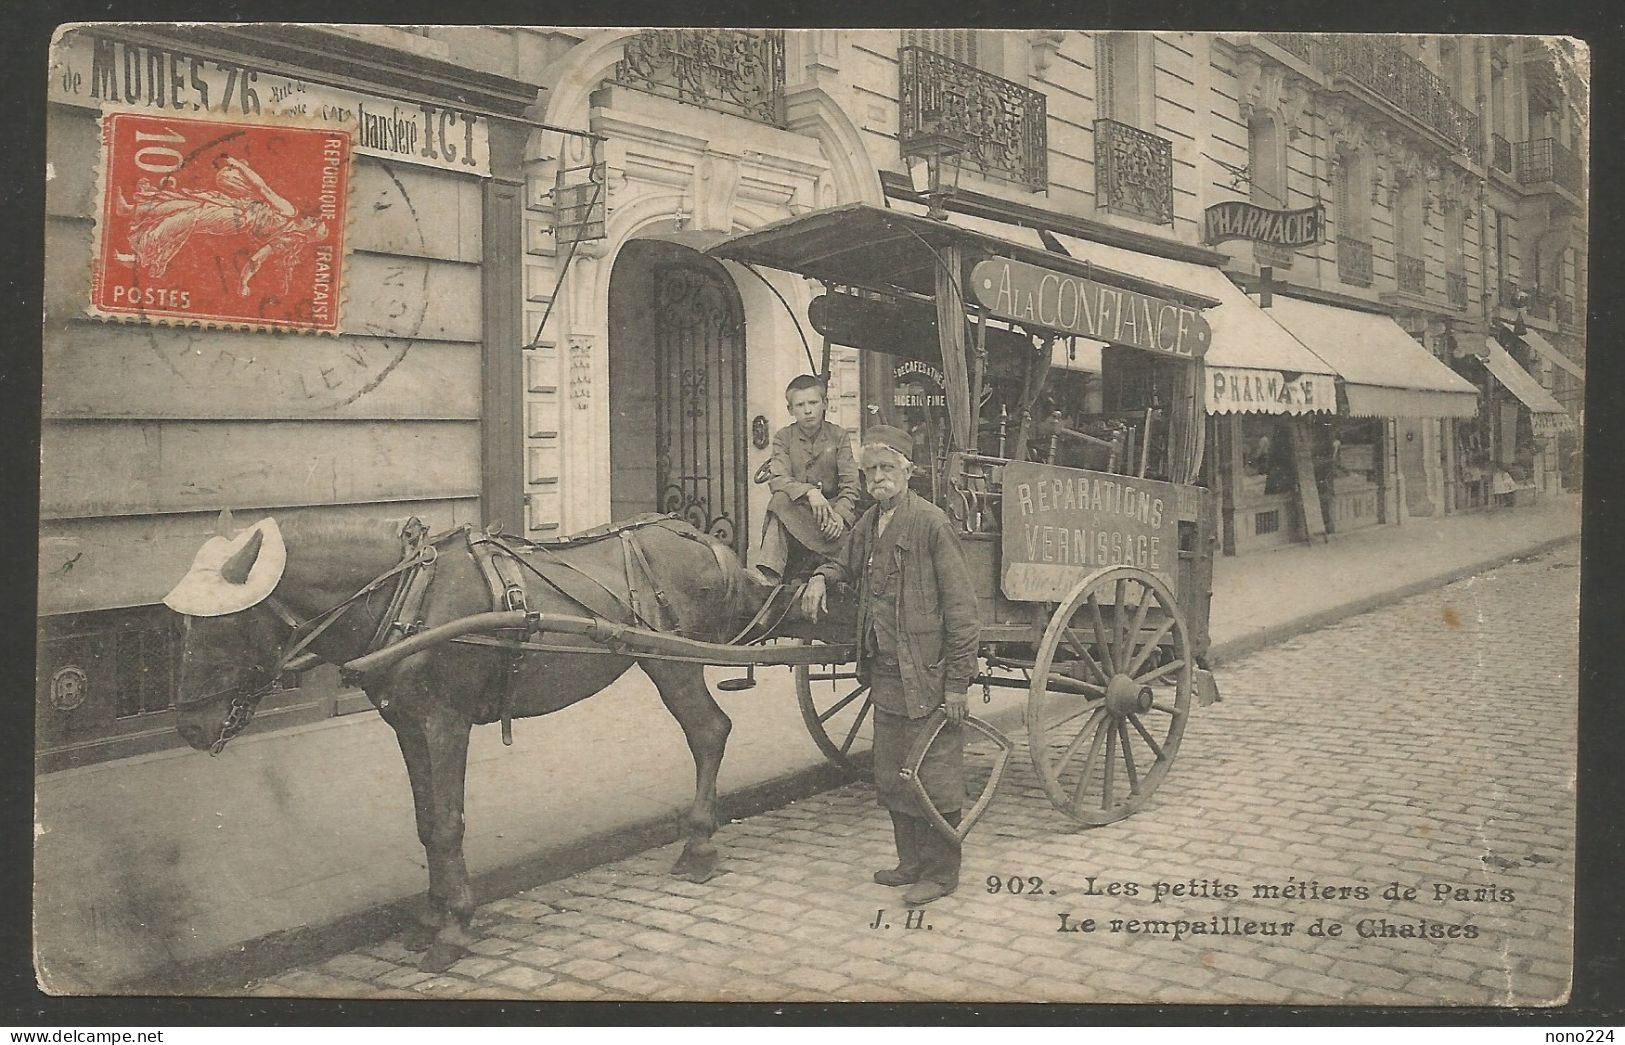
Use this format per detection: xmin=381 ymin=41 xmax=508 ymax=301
xmin=92 ymin=112 xmax=350 ymax=331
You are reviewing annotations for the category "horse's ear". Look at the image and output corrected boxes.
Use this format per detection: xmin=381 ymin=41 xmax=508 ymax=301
xmin=217 ymin=508 xmax=236 ymax=537
xmin=220 ymin=529 xmax=264 ymax=585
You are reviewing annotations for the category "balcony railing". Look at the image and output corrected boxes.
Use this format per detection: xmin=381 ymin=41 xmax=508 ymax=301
xmin=1514 ymin=138 xmax=1584 ymax=198
xmin=1338 ymin=238 xmax=1374 ymax=287
xmin=899 ymin=46 xmax=1048 ymax=192
xmin=1261 ymin=33 xmax=1315 ymax=65
xmin=1318 ymin=37 xmax=1479 ymax=152
xmin=1446 ymin=269 xmax=1468 ymax=309
xmin=1397 ymin=253 xmax=1426 ymax=296
xmin=612 ymin=29 xmax=785 ymax=127
xmin=1094 ymin=118 xmax=1174 ymax=226
xmin=1492 ymin=133 xmax=1513 ymax=174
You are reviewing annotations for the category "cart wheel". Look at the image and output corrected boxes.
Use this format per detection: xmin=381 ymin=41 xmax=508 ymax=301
xmin=794 ymin=663 xmax=875 ymax=780
xmin=1026 ymin=565 xmax=1192 ymax=826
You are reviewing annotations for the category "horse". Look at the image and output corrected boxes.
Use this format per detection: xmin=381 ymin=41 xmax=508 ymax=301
xmin=167 ymin=509 xmax=772 ymax=972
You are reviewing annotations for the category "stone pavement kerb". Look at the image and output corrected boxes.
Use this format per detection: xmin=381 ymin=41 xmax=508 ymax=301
xmin=32 ymin=494 xmax=1579 ymax=993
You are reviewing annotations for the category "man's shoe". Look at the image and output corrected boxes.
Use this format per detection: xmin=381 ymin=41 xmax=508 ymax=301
xmin=903 ymin=879 xmax=956 ymax=906
xmin=873 ymin=866 xmax=922 ymax=887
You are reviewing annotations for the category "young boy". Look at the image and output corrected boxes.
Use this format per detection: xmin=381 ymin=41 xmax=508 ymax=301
xmin=749 ymin=375 xmax=860 ymax=582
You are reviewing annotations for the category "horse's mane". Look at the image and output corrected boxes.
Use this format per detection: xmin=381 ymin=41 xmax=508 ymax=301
xmin=271 ymin=512 xmax=414 ymax=550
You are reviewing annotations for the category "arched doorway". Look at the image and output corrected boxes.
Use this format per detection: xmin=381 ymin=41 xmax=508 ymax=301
xmin=608 ymin=240 xmax=749 ymax=554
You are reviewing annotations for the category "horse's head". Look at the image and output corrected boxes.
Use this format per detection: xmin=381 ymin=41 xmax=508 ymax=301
xmin=165 ymin=509 xmax=292 ymax=753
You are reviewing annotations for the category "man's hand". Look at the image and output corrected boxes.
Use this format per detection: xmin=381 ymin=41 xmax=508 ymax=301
xmin=945 ymin=688 xmax=969 ymax=724
xmin=801 ymin=575 xmax=827 ymax=620
xmin=817 ymin=508 xmax=844 ymax=540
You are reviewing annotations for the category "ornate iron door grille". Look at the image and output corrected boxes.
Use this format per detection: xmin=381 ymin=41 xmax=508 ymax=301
xmin=655 ymin=262 xmax=749 ymax=556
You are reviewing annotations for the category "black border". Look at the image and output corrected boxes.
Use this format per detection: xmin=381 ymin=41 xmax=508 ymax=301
xmin=8 ymin=0 xmax=1623 ymax=1027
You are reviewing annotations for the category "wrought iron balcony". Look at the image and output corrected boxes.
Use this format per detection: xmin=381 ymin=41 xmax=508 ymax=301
xmin=898 ymin=47 xmax=1048 ymax=192
xmin=612 ymin=29 xmax=785 ymax=127
xmin=1492 ymin=133 xmax=1513 ymax=174
xmin=1338 ymin=238 xmax=1374 ymax=287
xmin=1514 ymin=138 xmax=1584 ymax=198
xmin=1446 ymin=269 xmax=1468 ymax=309
xmin=1397 ymin=253 xmax=1426 ymax=297
xmin=1094 ymin=118 xmax=1174 ymax=226
xmin=1318 ymin=37 xmax=1479 ymax=152
xmin=1261 ymin=33 xmax=1315 ymax=64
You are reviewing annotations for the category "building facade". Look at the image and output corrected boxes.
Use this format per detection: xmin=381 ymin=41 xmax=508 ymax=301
xmin=39 ymin=27 xmax=1588 ymax=766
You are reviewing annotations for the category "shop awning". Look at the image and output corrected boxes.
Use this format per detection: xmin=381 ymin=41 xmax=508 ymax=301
xmin=1484 ymin=339 xmax=1575 ymax=433
xmin=707 ymin=203 xmax=1220 ymax=309
xmin=1261 ymin=296 xmax=1480 ymax=418
xmin=1518 ymin=327 xmax=1585 ymax=380
xmin=1047 ymin=233 xmax=1337 ymax=415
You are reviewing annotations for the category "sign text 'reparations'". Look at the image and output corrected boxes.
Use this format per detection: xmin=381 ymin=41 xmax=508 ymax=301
xmin=1001 ymin=461 xmax=1182 ymax=601
xmin=970 ymin=256 xmax=1212 ymax=359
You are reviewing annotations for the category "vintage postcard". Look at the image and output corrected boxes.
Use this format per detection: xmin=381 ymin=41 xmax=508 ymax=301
xmin=37 ymin=25 xmax=1585 ymax=1007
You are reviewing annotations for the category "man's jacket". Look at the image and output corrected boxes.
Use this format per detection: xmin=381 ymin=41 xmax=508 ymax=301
xmin=766 ymin=420 xmax=860 ymax=524
xmin=814 ymin=490 xmax=981 ymax=718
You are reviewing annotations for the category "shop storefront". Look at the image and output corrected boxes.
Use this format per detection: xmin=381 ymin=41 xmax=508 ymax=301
xmin=1467 ymin=335 xmax=1575 ymax=505
xmin=40 ymin=25 xmax=540 ymax=770
xmin=1260 ymin=295 xmax=1480 ymax=533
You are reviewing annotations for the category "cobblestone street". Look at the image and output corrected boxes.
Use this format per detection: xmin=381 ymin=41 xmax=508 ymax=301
xmin=248 ymin=548 xmax=1579 ymax=1005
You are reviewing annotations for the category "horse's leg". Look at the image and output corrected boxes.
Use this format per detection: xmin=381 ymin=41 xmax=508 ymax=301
xmin=417 ymin=703 xmax=478 ymax=973
xmin=643 ymin=661 xmax=732 ymax=883
xmin=388 ymin=712 xmax=445 ymax=952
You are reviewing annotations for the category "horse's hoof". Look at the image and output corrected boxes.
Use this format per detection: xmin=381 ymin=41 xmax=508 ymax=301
xmin=402 ymin=923 xmax=437 ymax=953
xmin=672 ymin=849 xmax=720 ymax=884
xmin=419 ymin=941 xmax=465 ymax=973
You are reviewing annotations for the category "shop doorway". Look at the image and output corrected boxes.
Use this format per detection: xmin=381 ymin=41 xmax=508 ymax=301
xmin=608 ymin=241 xmax=749 ymax=555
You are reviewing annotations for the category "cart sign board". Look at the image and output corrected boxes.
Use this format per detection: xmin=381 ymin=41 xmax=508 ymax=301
xmin=970 ymin=256 xmax=1211 ymax=359
xmin=1001 ymin=461 xmax=1181 ymax=602
xmin=1203 ymin=201 xmax=1325 ymax=248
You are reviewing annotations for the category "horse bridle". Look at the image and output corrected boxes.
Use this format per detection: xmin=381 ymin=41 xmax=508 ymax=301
xmin=177 ymin=541 xmax=440 ymax=756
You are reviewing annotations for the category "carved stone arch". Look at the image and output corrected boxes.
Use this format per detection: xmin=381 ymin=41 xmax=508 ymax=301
xmin=527 ymin=29 xmax=641 ymax=165
xmin=782 ymin=84 xmax=886 ymax=206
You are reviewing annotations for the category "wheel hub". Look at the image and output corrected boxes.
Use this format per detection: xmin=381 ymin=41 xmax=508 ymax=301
xmin=1105 ymin=673 xmax=1153 ymax=716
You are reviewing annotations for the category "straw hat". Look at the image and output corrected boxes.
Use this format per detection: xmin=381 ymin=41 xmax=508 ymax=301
xmin=163 ymin=516 xmax=287 ymax=617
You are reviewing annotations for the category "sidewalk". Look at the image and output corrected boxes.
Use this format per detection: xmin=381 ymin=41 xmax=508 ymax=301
xmin=32 ymin=495 xmax=1581 ymax=993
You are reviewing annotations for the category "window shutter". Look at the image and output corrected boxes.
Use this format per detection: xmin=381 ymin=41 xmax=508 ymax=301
xmin=904 ymin=29 xmax=977 ymax=68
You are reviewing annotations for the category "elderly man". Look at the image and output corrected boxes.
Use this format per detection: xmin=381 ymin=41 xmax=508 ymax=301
xmin=749 ymin=375 xmax=860 ymax=583
xmin=801 ymin=425 xmax=980 ymax=905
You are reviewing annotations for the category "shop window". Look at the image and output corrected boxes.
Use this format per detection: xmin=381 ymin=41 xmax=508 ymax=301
xmin=1253 ymin=509 xmax=1281 ymax=535
xmin=1238 ymin=416 xmax=1297 ymax=499
xmin=1097 ymin=33 xmax=1153 ymax=129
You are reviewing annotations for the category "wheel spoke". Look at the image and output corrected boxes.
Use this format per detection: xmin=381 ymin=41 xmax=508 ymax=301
xmin=1060 ymin=628 xmax=1109 ymax=684
xmin=1047 ymin=674 xmax=1108 ymax=698
xmin=1087 ymin=594 xmax=1116 ymax=675
xmin=1128 ymin=712 xmax=1164 ymax=760
xmin=1101 ymin=721 xmax=1117 ymax=810
xmin=1056 ymin=706 xmax=1107 ymax=769
xmin=839 ymin=697 xmax=872 ymax=755
xmin=1118 ymin=589 xmax=1152 ymax=674
xmin=1149 ymin=702 xmax=1185 ymax=717
xmin=1111 ymin=578 xmax=1128 ymax=655
xmin=817 ymin=683 xmax=870 ymax=724
xmin=1117 ymin=718 xmax=1140 ymax=795
xmin=1071 ymin=716 xmax=1111 ymax=810
xmin=1134 ymin=658 xmax=1186 ymax=686
xmin=1125 ymin=618 xmax=1176 ymax=678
